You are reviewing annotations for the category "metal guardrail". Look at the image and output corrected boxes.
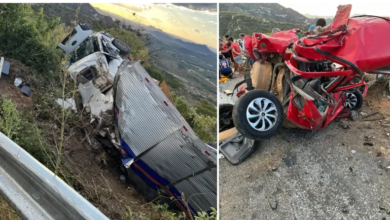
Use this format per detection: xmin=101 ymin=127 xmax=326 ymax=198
xmin=0 ymin=132 xmax=109 ymax=220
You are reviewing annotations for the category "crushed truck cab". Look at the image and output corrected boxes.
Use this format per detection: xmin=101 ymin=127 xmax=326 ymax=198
xmin=60 ymin=25 xmax=217 ymax=217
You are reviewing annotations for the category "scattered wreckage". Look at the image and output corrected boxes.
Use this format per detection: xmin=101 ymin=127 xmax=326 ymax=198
xmin=59 ymin=25 xmax=217 ymax=216
xmin=220 ymin=4 xmax=390 ymax=164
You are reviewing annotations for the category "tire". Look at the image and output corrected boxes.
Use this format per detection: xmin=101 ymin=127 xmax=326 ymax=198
xmin=112 ymin=39 xmax=131 ymax=56
xmin=233 ymin=90 xmax=283 ymax=140
xmin=219 ymin=104 xmax=234 ymax=132
xmin=345 ymin=89 xmax=363 ymax=110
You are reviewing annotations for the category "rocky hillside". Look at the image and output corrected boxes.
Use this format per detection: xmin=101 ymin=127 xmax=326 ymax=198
xmin=219 ymin=11 xmax=309 ymax=38
xmin=220 ymin=3 xmax=334 ymax=27
xmin=62 ymin=3 xmax=114 ymax=25
xmin=31 ymin=3 xmax=114 ymax=29
xmin=220 ymin=3 xmax=314 ymax=24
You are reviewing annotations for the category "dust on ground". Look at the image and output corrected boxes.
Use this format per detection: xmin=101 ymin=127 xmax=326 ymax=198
xmin=219 ymin=74 xmax=390 ymax=219
xmin=0 ymin=58 xmax=162 ymax=219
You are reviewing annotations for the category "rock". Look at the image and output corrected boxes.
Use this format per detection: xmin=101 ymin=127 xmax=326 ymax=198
xmin=360 ymin=111 xmax=368 ymax=116
xmin=342 ymin=206 xmax=349 ymax=213
xmin=383 ymin=124 xmax=390 ymax=128
xmin=339 ymin=122 xmax=350 ymax=129
xmin=351 ymin=110 xmax=358 ymax=121
xmin=351 ymin=150 xmax=356 ymax=154
xmin=364 ymin=141 xmax=374 ymax=146
xmin=268 ymin=197 xmax=278 ymax=210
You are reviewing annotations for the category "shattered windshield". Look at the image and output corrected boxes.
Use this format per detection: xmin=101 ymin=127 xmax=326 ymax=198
xmin=68 ymin=37 xmax=98 ymax=66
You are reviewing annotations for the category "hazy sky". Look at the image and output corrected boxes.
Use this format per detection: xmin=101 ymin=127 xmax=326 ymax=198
xmin=280 ymin=1 xmax=389 ymax=17
xmin=91 ymin=3 xmax=217 ymax=48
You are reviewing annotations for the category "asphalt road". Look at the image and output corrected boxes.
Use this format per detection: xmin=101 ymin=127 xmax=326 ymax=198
xmin=219 ymin=76 xmax=390 ymax=220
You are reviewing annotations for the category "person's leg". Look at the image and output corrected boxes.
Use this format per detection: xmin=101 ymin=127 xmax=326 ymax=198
xmin=234 ymin=56 xmax=243 ymax=75
xmin=234 ymin=62 xmax=239 ymax=72
xmin=221 ymin=68 xmax=233 ymax=78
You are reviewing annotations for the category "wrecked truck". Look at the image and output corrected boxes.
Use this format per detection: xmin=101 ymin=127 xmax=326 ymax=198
xmin=59 ymin=25 xmax=217 ymax=216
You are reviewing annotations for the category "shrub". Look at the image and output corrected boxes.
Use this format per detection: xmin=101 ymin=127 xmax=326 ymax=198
xmin=0 ymin=4 xmax=67 ymax=74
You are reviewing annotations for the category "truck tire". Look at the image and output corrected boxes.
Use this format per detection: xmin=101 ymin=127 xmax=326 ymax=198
xmin=112 ymin=39 xmax=131 ymax=56
xmin=233 ymin=90 xmax=283 ymax=140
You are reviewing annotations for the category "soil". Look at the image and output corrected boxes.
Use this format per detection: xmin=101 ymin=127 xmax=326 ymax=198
xmin=0 ymin=57 xmax=162 ymax=219
xmin=219 ymin=74 xmax=390 ymax=219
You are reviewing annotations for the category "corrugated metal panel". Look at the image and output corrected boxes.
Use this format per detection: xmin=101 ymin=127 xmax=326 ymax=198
xmin=174 ymin=167 xmax=217 ymax=212
xmin=139 ymin=128 xmax=210 ymax=182
xmin=114 ymin=61 xmax=217 ymax=214
xmin=116 ymin=62 xmax=215 ymax=163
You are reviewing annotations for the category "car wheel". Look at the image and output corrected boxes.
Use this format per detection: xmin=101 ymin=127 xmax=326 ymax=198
xmin=113 ymin=39 xmax=131 ymax=56
xmin=233 ymin=90 xmax=283 ymax=140
xmin=344 ymin=89 xmax=363 ymax=110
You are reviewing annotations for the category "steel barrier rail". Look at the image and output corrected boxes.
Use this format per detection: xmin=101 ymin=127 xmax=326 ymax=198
xmin=0 ymin=132 xmax=109 ymax=220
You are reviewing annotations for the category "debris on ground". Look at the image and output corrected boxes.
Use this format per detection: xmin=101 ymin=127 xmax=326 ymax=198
xmin=224 ymin=90 xmax=234 ymax=96
xmin=364 ymin=141 xmax=374 ymax=146
xmin=56 ymin=98 xmax=77 ymax=112
xmin=220 ymin=71 xmax=390 ymax=220
xmin=14 ymin=78 xmax=22 ymax=87
xmin=220 ymin=77 xmax=229 ymax=83
xmin=20 ymin=84 xmax=31 ymax=97
xmin=361 ymin=111 xmax=385 ymax=121
xmin=351 ymin=110 xmax=359 ymax=121
xmin=339 ymin=122 xmax=350 ymax=129
xmin=0 ymin=57 xmax=10 ymax=77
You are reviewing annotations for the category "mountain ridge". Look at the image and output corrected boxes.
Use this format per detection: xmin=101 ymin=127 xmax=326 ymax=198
xmin=220 ymin=3 xmax=334 ymax=26
xmin=219 ymin=11 xmax=310 ymax=38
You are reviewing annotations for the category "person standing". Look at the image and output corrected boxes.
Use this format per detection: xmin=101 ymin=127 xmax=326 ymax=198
xmin=229 ymin=37 xmax=243 ymax=75
xmin=221 ymin=35 xmax=234 ymax=65
xmin=238 ymin=33 xmax=245 ymax=53
xmin=240 ymin=34 xmax=255 ymax=68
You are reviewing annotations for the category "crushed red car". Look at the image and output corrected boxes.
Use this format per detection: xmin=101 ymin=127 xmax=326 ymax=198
xmin=231 ymin=4 xmax=390 ymax=140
